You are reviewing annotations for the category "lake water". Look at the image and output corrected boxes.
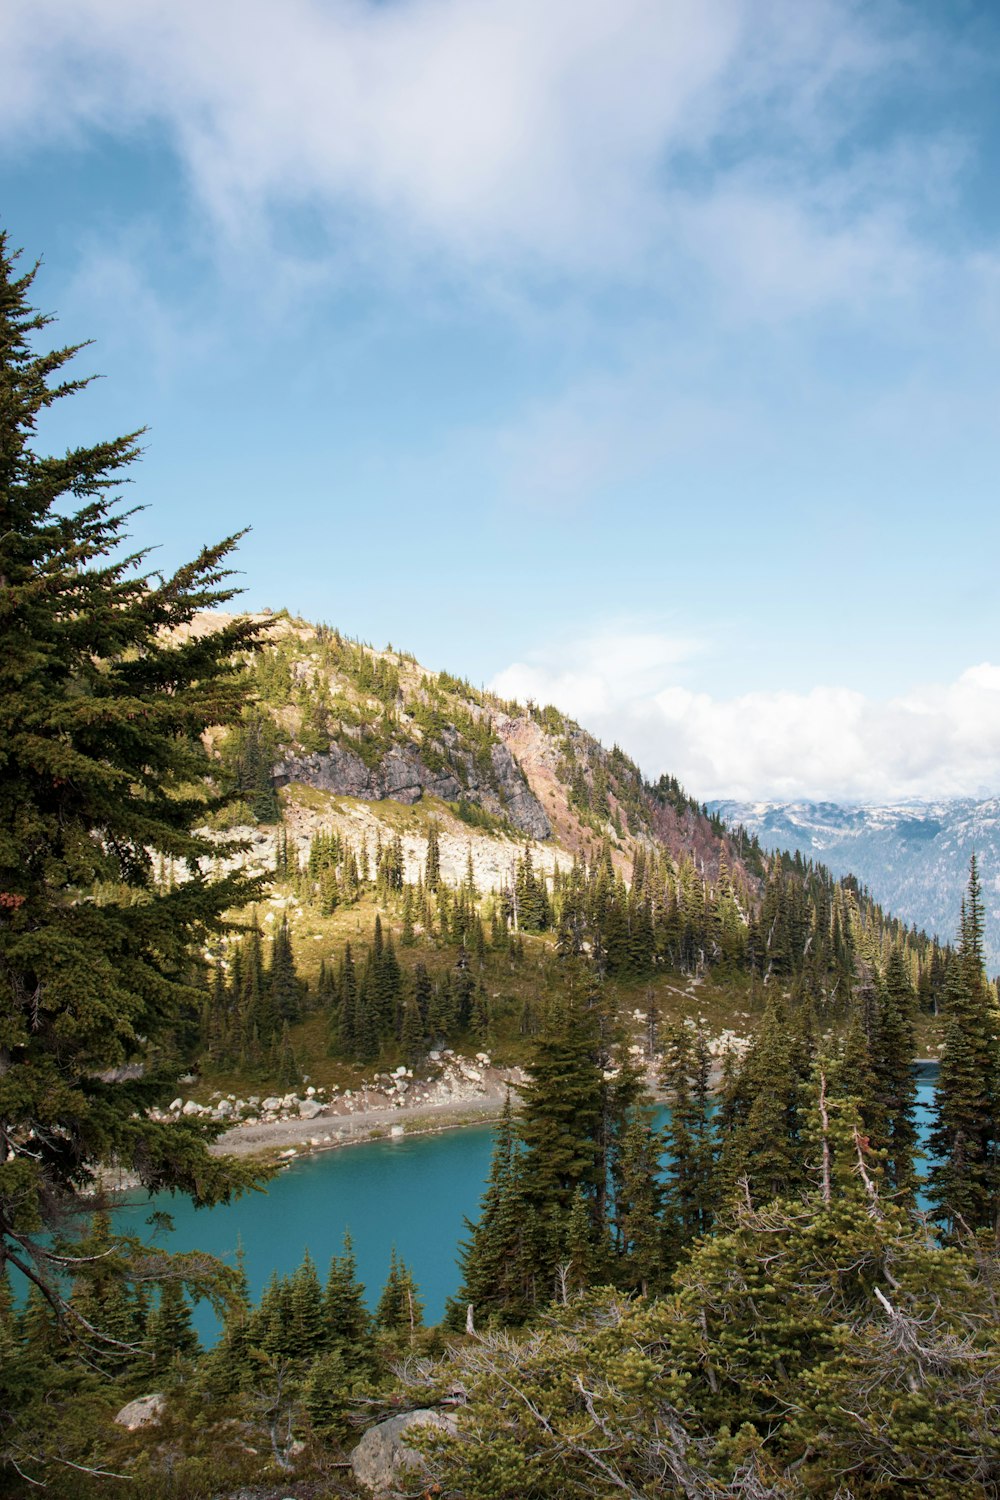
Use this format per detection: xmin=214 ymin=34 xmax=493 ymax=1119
xmin=116 ymin=1066 xmax=939 ymax=1340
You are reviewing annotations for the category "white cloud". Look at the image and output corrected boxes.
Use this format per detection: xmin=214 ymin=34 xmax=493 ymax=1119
xmin=0 ymin=0 xmax=950 ymax=305
xmin=491 ymin=634 xmax=1000 ymax=802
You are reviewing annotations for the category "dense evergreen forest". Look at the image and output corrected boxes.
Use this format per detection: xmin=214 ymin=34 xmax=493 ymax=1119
xmin=3 ymin=231 xmax=1000 ymax=1497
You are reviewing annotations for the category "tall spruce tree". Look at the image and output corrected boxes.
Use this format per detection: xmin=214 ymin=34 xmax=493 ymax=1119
xmin=0 ymin=232 xmax=268 ymax=1325
xmin=928 ymin=855 xmax=1000 ymax=1233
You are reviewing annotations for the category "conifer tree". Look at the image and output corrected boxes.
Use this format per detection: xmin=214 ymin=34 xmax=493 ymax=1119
xmin=268 ymin=916 xmax=301 ymax=1024
xmin=929 ymin=855 xmax=1000 ymax=1233
xmin=451 ymin=1091 xmax=535 ymax=1326
xmin=322 ymin=1231 xmax=374 ymax=1367
xmin=148 ymin=1278 xmax=200 ymax=1371
xmin=375 ymin=1249 xmax=424 ymax=1344
xmin=286 ymin=1251 xmax=324 ymax=1360
xmin=613 ymin=1116 xmax=666 ymax=1295
xmin=424 ymin=823 xmax=441 ymax=893
xmin=0 ymin=233 xmax=269 ymax=1322
xmin=877 ymin=946 xmax=918 ymax=1197
xmin=660 ymin=1025 xmax=716 ymax=1255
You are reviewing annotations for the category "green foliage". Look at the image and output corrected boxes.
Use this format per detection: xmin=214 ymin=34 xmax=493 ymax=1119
xmin=0 ymin=234 xmax=271 ymax=1371
xmin=216 ymin=706 xmax=280 ymax=822
xmin=929 ymin=855 xmax=1000 ymax=1233
xmin=415 ymin=1107 xmax=1000 ymax=1500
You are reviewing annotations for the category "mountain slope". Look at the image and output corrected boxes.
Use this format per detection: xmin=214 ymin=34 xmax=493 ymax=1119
xmin=710 ymin=797 xmax=1000 ymax=968
xmin=209 ymin=608 xmax=750 ymax=894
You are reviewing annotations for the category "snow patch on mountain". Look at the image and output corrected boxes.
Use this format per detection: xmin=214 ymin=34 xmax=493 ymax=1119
xmin=710 ymin=797 xmax=1000 ymax=971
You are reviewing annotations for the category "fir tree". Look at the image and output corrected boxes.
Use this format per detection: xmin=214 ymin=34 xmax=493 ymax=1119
xmin=424 ymin=823 xmax=441 ymax=893
xmin=929 ymin=856 xmax=1000 ymax=1233
xmin=613 ymin=1116 xmax=666 ymax=1295
xmin=322 ymin=1231 xmax=374 ymax=1368
xmin=660 ymin=1025 xmax=716 ymax=1257
xmin=0 ymin=233 xmax=270 ymax=1328
xmin=375 ymin=1249 xmax=424 ymax=1344
xmin=148 ymin=1278 xmax=200 ymax=1372
xmin=268 ymin=916 xmax=301 ymax=1024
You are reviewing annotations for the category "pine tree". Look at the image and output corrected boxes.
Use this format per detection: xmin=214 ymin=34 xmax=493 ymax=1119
xmin=660 ymin=1025 xmax=716 ymax=1256
xmin=268 ymin=915 xmax=301 ymax=1024
xmin=613 ymin=1116 xmax=666 ymax=1295
xmin=877 ymin=946 xmax=918 ymax=1198
xmin=425 ymin=823 xmax=441 ymax=893
xmin=148 ymin=1278 xmax=200 ymax=1372
xmin=375 ymin=1249 xmax=424 ymax=1344
xmin=0 ymin=233 xmax=268 ymax=1322
xmin=322 ymin=1231 xmax=374 ymax=1367
xmin=929 ymin=856 xmax=1000 ymax=1233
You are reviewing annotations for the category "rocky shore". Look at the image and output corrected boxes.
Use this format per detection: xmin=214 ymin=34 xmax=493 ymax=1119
xmin=190 ymin=1049 xmax=526 ymax=1161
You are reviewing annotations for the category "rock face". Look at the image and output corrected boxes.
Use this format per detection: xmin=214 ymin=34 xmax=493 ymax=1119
xmin=273 ymin=737 xmax=550 ymax=839
xmin=114 ymin=1393 xmax=165 ymax=1430
xmin=351 ymin=1408 xmax=455 ymax=1497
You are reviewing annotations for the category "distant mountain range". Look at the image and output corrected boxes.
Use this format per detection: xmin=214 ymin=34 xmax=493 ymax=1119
xmin=708 ymin=798 xmax=1000 ymax=972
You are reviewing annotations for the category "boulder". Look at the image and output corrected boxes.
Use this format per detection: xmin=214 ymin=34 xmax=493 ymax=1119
xmin=114 ymin=1393 xmax=165 ymax=1430
xmin=351 ymin=1409 xmax=455 ymax=1497
xmin=181 ymin=1100 xmax=202 ymax=1116
xmin=298 ymin=1098 xmax=323 ymax=1119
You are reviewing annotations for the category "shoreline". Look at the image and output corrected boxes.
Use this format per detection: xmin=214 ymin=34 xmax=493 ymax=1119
xmin=207 ymin=1056 xmax=941 ymax=1165
xmin=209 ymin=1087 xmax=515 ymax=1162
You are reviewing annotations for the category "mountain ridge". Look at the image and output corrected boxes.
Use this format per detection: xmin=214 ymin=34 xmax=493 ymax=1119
xmin=710 ymin=795 xmax=1000 ymax=969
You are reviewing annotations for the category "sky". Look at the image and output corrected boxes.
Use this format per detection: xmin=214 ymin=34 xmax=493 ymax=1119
xmin=3 ymin=0 xmax=1000 ymax=804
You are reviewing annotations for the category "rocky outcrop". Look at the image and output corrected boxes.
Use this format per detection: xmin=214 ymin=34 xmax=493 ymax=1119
xmin=488 ymin=742 xmax=550 ymax=838
xmin=114 ymin=1393 xmax=165 ymax=1430
xmin=351 ymin=1408 xmax=455 ymax=1498
xmin=272 ymin=736 xmax=550 ymax=839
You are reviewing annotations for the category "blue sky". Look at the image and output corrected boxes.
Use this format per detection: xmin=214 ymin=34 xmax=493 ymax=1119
xmin=4 ymin=0 xmax=1000 ymax=802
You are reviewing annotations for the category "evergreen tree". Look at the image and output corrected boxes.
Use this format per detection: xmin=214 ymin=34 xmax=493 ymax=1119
xmin=718 ymin=997 xmax=809 ymax=1205
xmin=878 ymin=946 xmax=918 ymax=1198
xmin=286 ymin=1250 xmax=324 ymax=1360
xmin=424 ymin=823 xmax=441 ymax=893
xmin=660 ymin=1025 xmax=716 ymax=1257
xmin=375 ymin=1249 xmax=424 ymax=1344
xmin=148 ymin=1279 xmax=200 ymax=1372
xmin=322 ymin=1231 xmax=374 ymax=1367
xmin=0 ymin=235 xmax=267 ymax=1323
xmin=613 ymin=1116 xmax=666 ymax=1295
xmin=452 ymin=1091 xmax=536 ymax=1326
xmin=929 ymin=855 xmax=1000 ymax=1233
xmin=268 ymin=915 xmax=301 ymax=1024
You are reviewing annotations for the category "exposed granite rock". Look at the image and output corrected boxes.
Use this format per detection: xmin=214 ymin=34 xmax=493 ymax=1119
xmin=486 ymin=742 xmax=550 ymax=839
xmin=273 ymin=734 xmax=550 ymax=839
xmin=114 ymin=1393 xmax=165 ymax=1430
xmin=351 ymin=1408 xmax=455 ymax=1498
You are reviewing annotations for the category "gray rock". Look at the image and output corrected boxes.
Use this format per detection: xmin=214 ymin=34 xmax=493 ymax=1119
xmin=271 ymin=729 xmax=549 ymax=837
xmin=488 ymin=743 xmax=550 ymax=838
xmin=351 ymin=1409 xmax=455 ymax=1497
xmin=114 ymin=1393 xmax=165 ymax=1430
xmin=298 ymin=1098 xmax=323 ymax=1119
xmin=181 ymin=1100 xmax=202 ymax=1116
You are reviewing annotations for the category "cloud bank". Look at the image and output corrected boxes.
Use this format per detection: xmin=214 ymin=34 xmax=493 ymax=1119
xmin=491 ymin=634 xmax=1000 ymax=803
xmin=0 ymin=0 xmax=955 ymax=304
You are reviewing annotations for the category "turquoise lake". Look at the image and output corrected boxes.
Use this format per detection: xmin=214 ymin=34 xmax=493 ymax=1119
xmin=115 ymin=1065 xmax=939 ymax=1340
